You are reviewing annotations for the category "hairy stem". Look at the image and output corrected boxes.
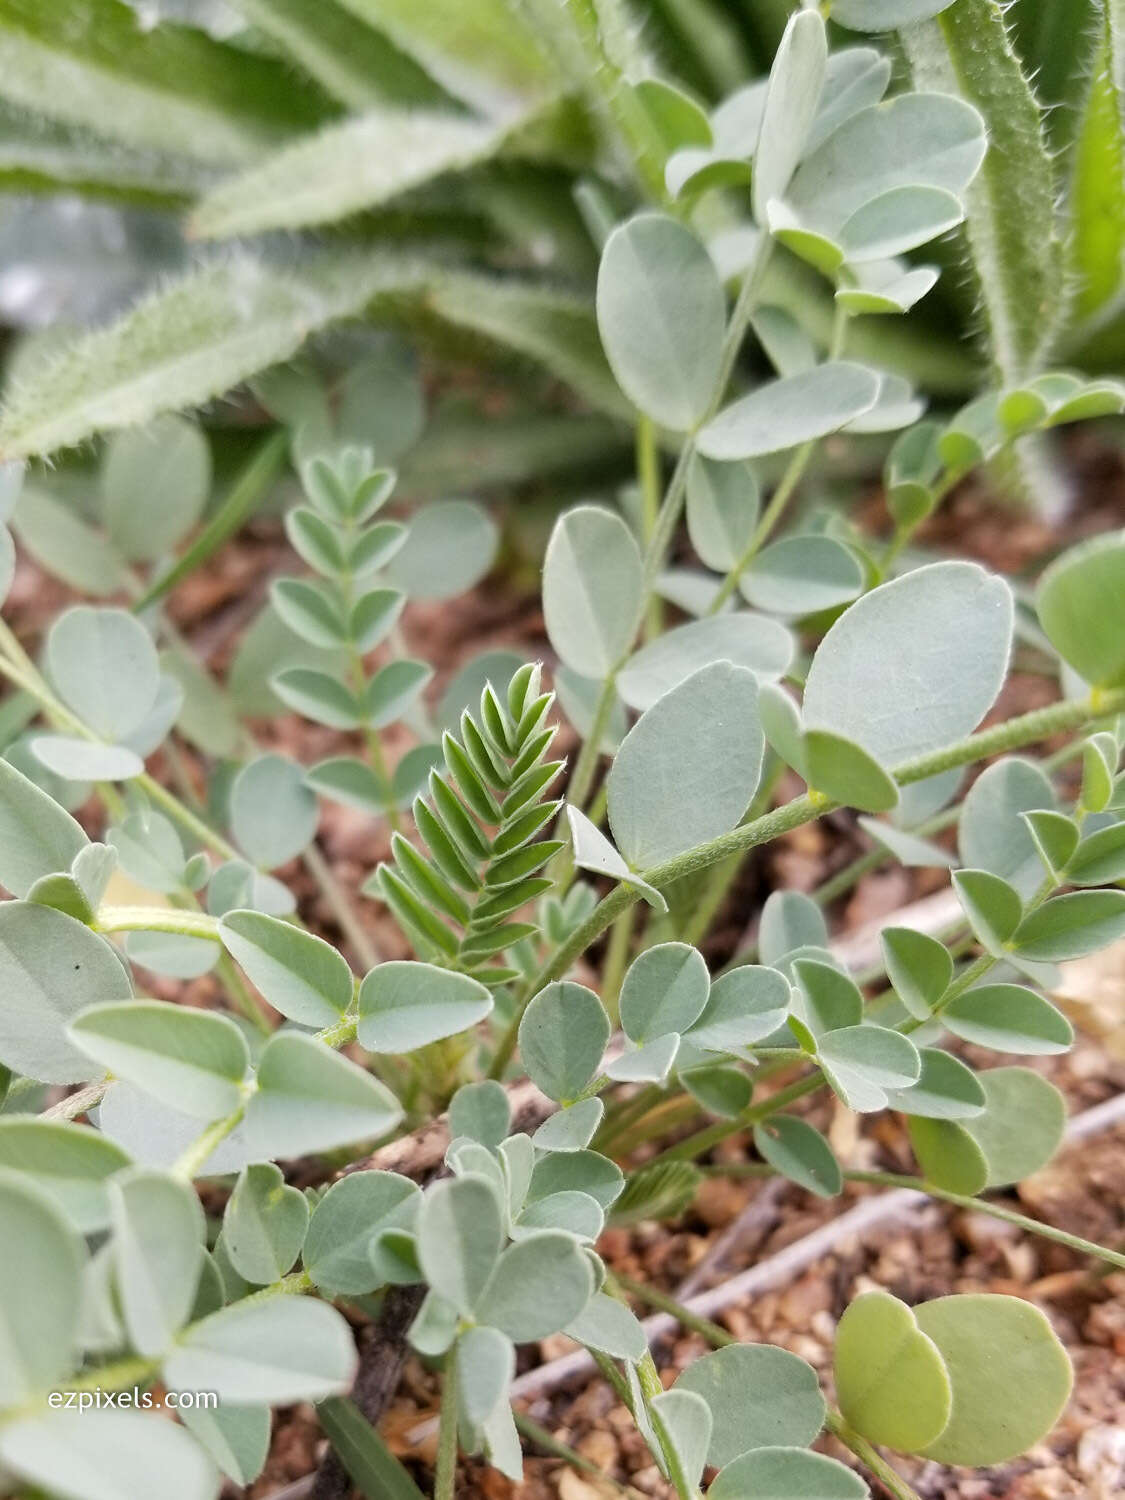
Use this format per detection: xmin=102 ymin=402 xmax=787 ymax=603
xmin=434 ymin=1350 xmax=460 ymax=1500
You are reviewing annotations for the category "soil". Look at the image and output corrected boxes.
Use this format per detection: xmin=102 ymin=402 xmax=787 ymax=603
xmin=7 ymin=423 xmax=1125 ymax=1500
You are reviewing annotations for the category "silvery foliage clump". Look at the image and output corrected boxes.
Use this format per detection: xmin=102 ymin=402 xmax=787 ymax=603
xmin=0 ymin=7 xmax=1124 ymax=1500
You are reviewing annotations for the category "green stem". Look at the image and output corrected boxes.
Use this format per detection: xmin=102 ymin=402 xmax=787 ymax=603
xmin=172 ymin=1103 xmax=246 ymax=1180
xmin=709 ymin=304 xmax=851 ymax=615
xmin=825 ymin=1412 xmax=922 ymax=1500
xmin=96 ymin=906 xmax=220 ymax=940
xmin=636 ymin=416 xmax=664 ymax=640
xmin=845 ymin=1169 xmax=1125 ymax=1269
xmin=656 ymin=1073 xmax=822 ymax=1165
xmin=565 ymin=670 xmax=621 ymax=816
xmin=434 ymin=1351 xmax=460 ymax=1500
xmin=613 ymin=1271 xmax=733 ymax=1347
xmin=492 ymin=690 xmax=1124 ymax=1079
xmin=601 ymin=903 xmax=636 ymax=1020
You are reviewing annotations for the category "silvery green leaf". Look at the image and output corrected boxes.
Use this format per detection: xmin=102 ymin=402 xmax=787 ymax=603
xmin=305 ymin=1170 xmax=420 ymax=1295
xmin=97 ymin=1082 xmax=256 ymax=1177
xmin=960 ymin=1066 xmax=1065 ymax=1188
xmin=655 ymin=566 xmax=730 ymax=617
xmin=518 ymin=979 xmax=609 ymax=1103
xmin=1068 ymin=820 xmax=1125 ymax=885
xmin=680 ymin=1061 xmax=753 ymax=1118
xmin=271 ymin=668 xmax=361 ymax=730
xmin=838 ymin=260 xmax=940 ymax=316
xmin=383 ymin=499 xmax=498 ymax=601
xmin=449 ymin=1079 xmax=511 ymax=1149
xmin=110 ymin=1168 xmax=204 ymax=1357
xmin=605 ymin=1032 xmax=681 ymax=1083
xmin=499 ymin=1132 xmax=534 ymax=1218
xmin=31 ymin=735 xmax=145 ymax=782
xmin=122 ymin=671 xmax=192 ymax=762
xmin=958 ymin=757 xmax=1056 ymax=898
xmin=840 ymin=184 xmax=964 ymax=262
xmin=165 ymin=1295 xmax=357 ymax=1405
xmin=652 ymin=1388 xmax=713 ymax=1493
xmin=1022 ymin=810 xmax=1080 ymax=878
xmin=596 ymin=212 xmax=726 ymax=430
xmin=607 ymin=662 xmax=763 ymax=869
xmin=698 ymin=364 xmax=880 ymax=459
xmin=158 ymin=649 xmax=240 ymax=761
xmin=792 ymin=959 xmax=864 ymax=1037
xmin=1036 ymin=531 xmax=1125 ymax=688
xmin=881 ymin=927 xmax=952 ymax=1020
xmin=842 ymin=371 xmax=925 ymax=433
xmin=856 ymin=816 xmax=956 ymax=868
xmin=942 ymin=983 xmax=1072 ymax=1055
xmin=0 ymin=755 xmax=88 ymax=897
xmin=565 ymin=806 xmax=667 ymax=910
xmin=1012 ymin=889 xmax=1125 ymax=960
xmin=531 ymin=1096 xmax=604 ymax=1152
xmin=686 ymin=964 xmax=791 ymax=1051
xmin=457 ymin=1324 xmax=514 ymax=1443
xmin=740 ymin=535 xmax=864 ymax=615
xmin=70 ymin=1001 xmax=248 ymax=1121
xmin=363 ymin=659 xmax=433 ymax=729
xmin=108 ymin=811 xmax=185 ymax=895
xmin=26 ymin=870 xmax=95 ymax=925
xmin=552 ymin=666 xmax=627 ymax=754
xmin=475 ymin=1229 xmax=594 ymax=1342
xmin=818 ymin=1025 xmax=922 ymax=1112
xmin=244 ymin=1031 xmax=403 ymax=1157
xmin=409 ymin=1288 xmax=460 ymax=1357
xmin=271 ymin=578 xmax=349 ymax=650
xmin=751 ymin=305 xmax=818 ymax=378
xmin=527 ymin=1148 xmax=624 ymax=1210
xmin=12 ymin=482 xmax=127 ymax=595
xmin=805 ymin=730 xmax=900 ymax=813
xmin=179 ymin=1402 xmax=269 ymax=1488
xmin=784 ymin=93 xmax=986 ymax=241
xmin=883 ymin=1047 xmax=985 ymax=1119
xmin=482 ymin=1397 xmax=523 ymax=1483
xmin=102 ymin=415 xmax=210 ymax=563
xmin=125 ymin=931 xmax=221 ymax=981
xmin=0 ymin=1117 xmax=129 ymax=1233
xmin=803 ymin=562 xmax=1013 ymax=766
xmin=514 ymin=1189 xmax=604 ymax=1241
xmin=754 ymin=1116 xmax=841 ymax=1197
xmin=620 ymin=942 xmax=709 ymax=1044
xmin=46 ymin=606 xmax=159 ymax=741
xmin=709 ymin=1446 xmax=867 ymax=1500
xmin=565 ymin=1290 xmax=646 ymax=1361
xmin=223 ymin=1163 xmax=309 ymax=1285
xmin=953 ymin=869 xmax=1023 ymax=954
xmin=758 ymin=890 xmax=828 ymax=967
xmin=0 ymin=902 xmax=127 ymax=1084
xmin=617 ymin=614 xmax=793 ymax=711
xmin=416 ymin=1174 xmax=503 ymax=1318
xmin=357 ymin=960 xmax=493 ymax=1053
xmin=673 ymin=1342 xmax=826 ymax=1467
xmin=220 ymin=910 xmax=353 ymax=1028
xmin=0 ymin=1174 xmax=83 ymax=1405
xmin=0 ymin=1409 xmax=219 ymax=1500
xmin=806 ymin=47 xmax=892 ymax=153
xmin=834 ymin=0 xmax=954 ymax=24
xmin=230 ymin=753 xmax=319 ymax=869
xmin=915 ymin=1294 xmax=1072 ymax=1465
xmin=543 ymin=505 xmax=643 ymax=679
xmin=207 ymin=864 xmax=295 ymax=918
xmin=5 ymin=734 xmax=91 ymax=813
xmin=686 ymin=454 xmax=759 ymax=572
xmin=753 ymin=9 xmax=827 ymax=221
